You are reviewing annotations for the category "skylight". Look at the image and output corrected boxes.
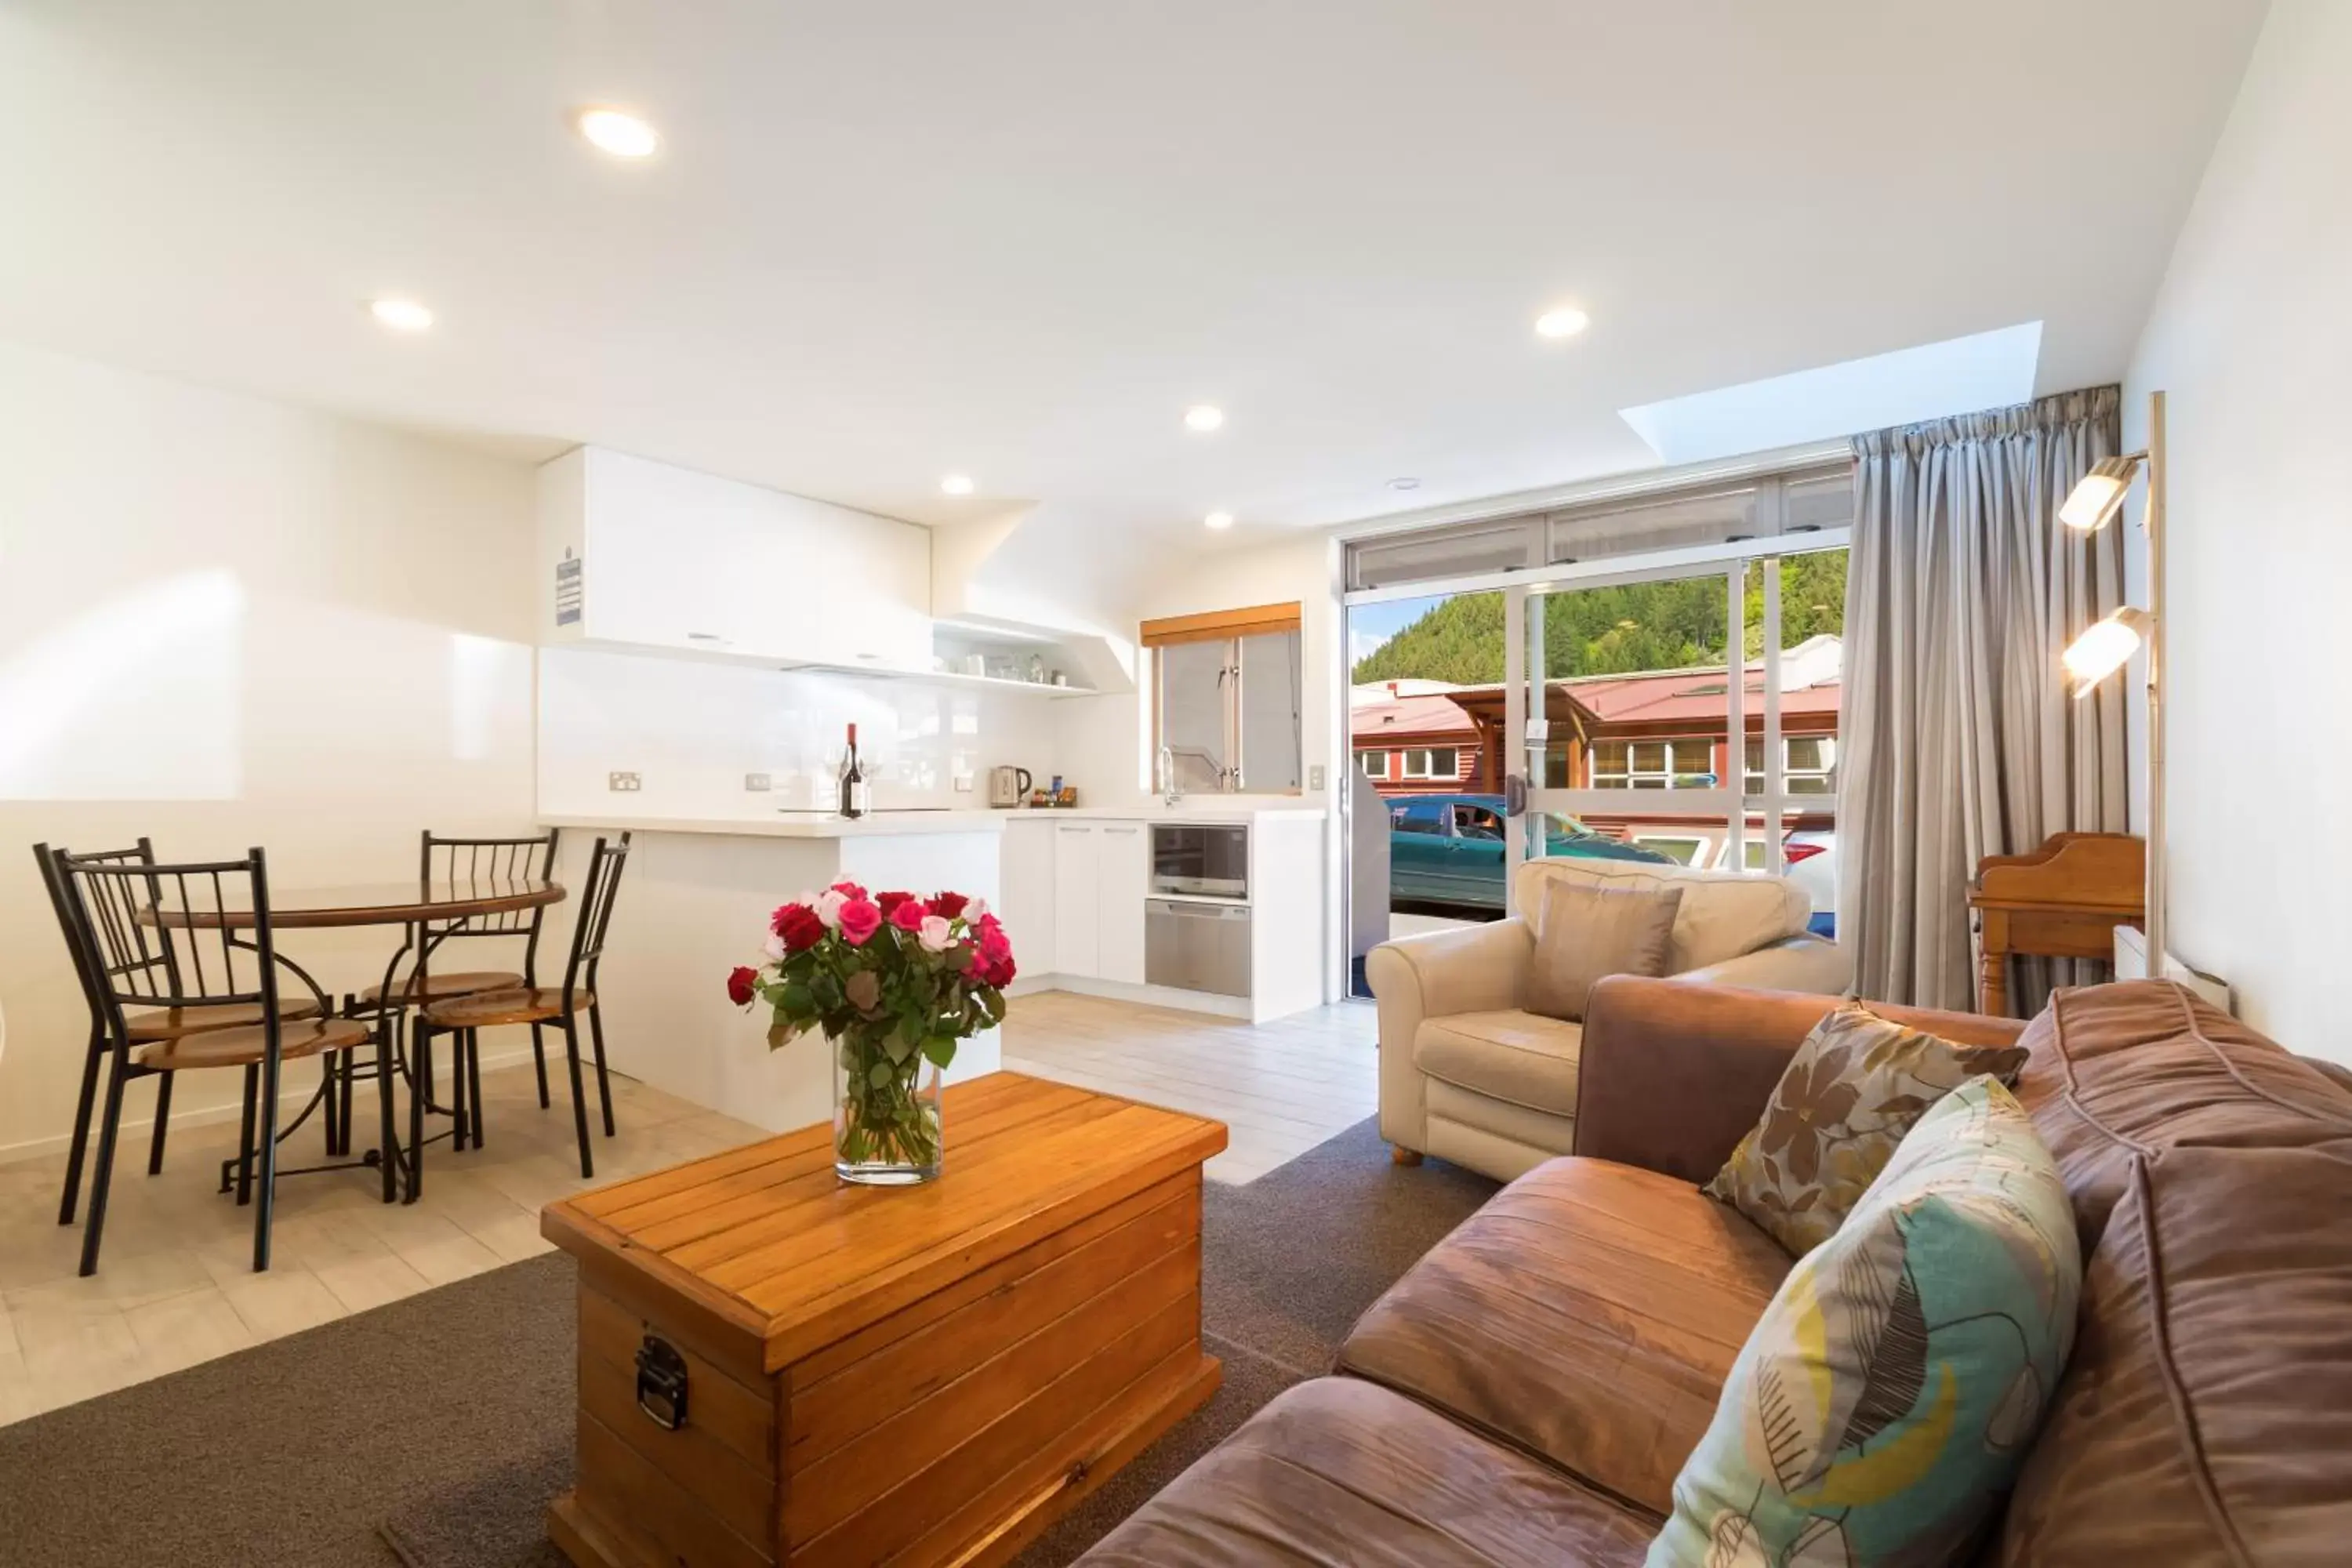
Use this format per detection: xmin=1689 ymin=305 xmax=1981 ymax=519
xmin=1618 ymin=321 xmax=2044 ymax=465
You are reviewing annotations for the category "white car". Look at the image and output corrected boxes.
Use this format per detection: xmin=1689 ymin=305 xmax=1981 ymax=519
xmin=1712 ymin=828 xmax=1837 ymax=938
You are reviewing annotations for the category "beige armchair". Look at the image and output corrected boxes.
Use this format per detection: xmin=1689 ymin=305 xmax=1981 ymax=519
xmin=1367 ymin=856 xmax=1850 ymax=1181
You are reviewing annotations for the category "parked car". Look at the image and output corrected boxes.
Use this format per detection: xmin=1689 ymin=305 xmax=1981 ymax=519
xmin=1388 ymin=793 xmax=1674 ymax=910
xmin=1711 ymin=826 xmax=1838 ymax=938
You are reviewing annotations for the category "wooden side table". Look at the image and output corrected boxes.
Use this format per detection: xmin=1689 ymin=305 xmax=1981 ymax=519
xmin=1967 ymin=831 xmax=2145 ymax=1016
xmin=539 ymin=1073 xmax=1227 ymax=1568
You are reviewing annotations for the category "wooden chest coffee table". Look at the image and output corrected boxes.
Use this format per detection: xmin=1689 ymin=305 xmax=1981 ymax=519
xmin=539 ymin=1072 xmax=1228 ymax=1568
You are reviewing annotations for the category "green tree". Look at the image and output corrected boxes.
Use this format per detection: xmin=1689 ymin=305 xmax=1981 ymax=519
xmin=1349 ymin=551 xmax=1848 ymax=684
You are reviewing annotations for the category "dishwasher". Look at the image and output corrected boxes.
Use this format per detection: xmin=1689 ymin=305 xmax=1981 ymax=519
xmin=1145 ymin=898 xmax=1252 ymax=997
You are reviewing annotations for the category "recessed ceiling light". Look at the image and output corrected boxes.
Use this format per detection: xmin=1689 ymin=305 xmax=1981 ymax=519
xmin=368 ymin=298 xmax=434 ymax=333
xmin=1203 ymin=510 xmax=1235 ymax=531
xmin=577 ymin=107 xmax=660 ymax=158
xmin=940 ymin=474 xmax=975 ymax=496
xmin=1534 ymin=306 xmax=1591 ymax=340
xmin=1183 ymin=405 xmax=1225 ymax=433
xmin=1387 ymin=477 xmax=1421 ymax=492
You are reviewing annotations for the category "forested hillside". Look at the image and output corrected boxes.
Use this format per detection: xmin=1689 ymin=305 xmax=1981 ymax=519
xmin=1352 ymin=551 xmax=1846 ymax=685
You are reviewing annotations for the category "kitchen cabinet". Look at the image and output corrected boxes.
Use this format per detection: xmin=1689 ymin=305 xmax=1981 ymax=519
xmin=537 ymin=446 xmax=931 ymax=669
xmin=1095 ymin=822 xmax=1148 ymax=984
xmin=1052 ymin=823 xmax=1100 ymax=978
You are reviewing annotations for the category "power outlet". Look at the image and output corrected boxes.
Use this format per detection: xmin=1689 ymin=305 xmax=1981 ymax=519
xmin=1308 ymin=764 xmax=1327 ymax=791
xmin=744 ymin=772 xmax=772 ymax=793
xmin=608 ymin=771 xmax=642 ymax=793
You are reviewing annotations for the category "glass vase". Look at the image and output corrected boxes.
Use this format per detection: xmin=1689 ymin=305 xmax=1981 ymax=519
xmin=833 ymin=1029 xmax=945 ymax=1185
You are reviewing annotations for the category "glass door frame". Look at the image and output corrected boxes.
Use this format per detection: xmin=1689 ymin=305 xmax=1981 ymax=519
xmin=1494 ymin=538 xmax=1849 ymax=916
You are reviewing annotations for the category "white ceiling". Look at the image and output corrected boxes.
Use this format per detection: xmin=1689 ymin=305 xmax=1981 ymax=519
xmin=0 ymin=1 xmax=2265 ymax=551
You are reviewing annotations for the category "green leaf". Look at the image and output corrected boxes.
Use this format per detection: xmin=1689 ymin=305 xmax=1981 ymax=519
xmin=869 ymin=1060 xmax=895 ymax=1089
xmin=920 ymin=1036 xmax=956 ymax=1069
xmin=981 ymin=989 xmax=1007 ymax=1024
xmin=884 ymin=1033 xmax=913 ymax=1065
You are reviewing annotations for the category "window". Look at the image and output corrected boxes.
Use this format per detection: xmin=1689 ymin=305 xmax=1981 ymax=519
xmin=1145 ymin=602 xmax=1303 ymax=793
xmin=1400 ymin=746 xmax=1459 ymax=780
xmin=1744 ymin=735 xmax=1837 ymax=796
xmin=1634 ymin=834 xmax=1710 ymax=866
xmin=1391 ymin=803 xmax=1445 ymax=835
xmin=1590 ymin=737 xmax=1716 ymax=789
xmin=1451 ymin=804 xmax=1504 ymax=840
xmin=1359 ymin=750 xmax=1389 ymax=778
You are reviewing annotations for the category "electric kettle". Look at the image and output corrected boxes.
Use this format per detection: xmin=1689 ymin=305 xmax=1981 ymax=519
xmin=989 ymin=766 xmax=1033 ymax=808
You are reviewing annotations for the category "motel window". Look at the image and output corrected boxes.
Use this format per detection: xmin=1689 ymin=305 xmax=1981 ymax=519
xmin=1744 ymin=735 xmax=1837 ymax=796
xmin=1400 ymin=747 xmax=1458 ymax=780
xmin=1359 ymin=750 xmax=1388 ymax=778
xmin=1591 ymin=738 xmax=1716 ymax=789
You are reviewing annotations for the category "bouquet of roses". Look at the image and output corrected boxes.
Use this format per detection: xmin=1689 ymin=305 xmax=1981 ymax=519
xmin=728 ymin=882 xmax=1014 ymax=1173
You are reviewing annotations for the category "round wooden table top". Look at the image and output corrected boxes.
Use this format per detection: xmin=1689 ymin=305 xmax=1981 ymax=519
xmin=146 ymin=878 xmax=566 ymax=930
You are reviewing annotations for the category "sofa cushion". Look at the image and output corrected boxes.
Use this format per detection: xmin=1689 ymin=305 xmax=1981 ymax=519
xmin=1337 ymin=1156 xmax=1791 ymax=1516
xmin=2013 ymin=980 xmax=2352 ymax=1247
xmin=1076 ymin=1378 xmax=1655 ymax=1568
xmin=1515 ymin=857 xmax=1810 ymax=975
xmin=1996 ymin=1143 xmax=2352 ymax=1564
xmin=1704 ymin=1000 xmax=2030 ymax=1257
xmin=1527 ymin=877 xmax=1682 ymax=1022
xmin=1415 ymin=1009 xmax=1582 ymax=1116
xmin=1657 ymin=1079 xmax=2082 ymax=1568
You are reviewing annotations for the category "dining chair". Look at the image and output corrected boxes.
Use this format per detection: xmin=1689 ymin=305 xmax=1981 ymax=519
xmin=55 ymin=845 xmax=373 ymax=1275
xmin=423 ymin=833 xmax=630 ymax=1178
xmin=349 ymin=829 xmax=561 ymax=1154
xmin=33 ymin=841 xmax=328 ymax=1232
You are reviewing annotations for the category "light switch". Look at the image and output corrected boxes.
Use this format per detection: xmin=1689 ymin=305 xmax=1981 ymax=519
xmin=745 ymin=773 xmax=772 ymax=792
xmin=608 ymin=771 xmax=642 ymax=793
xmin=1308 ymin=764 xmax=1327 ymax=790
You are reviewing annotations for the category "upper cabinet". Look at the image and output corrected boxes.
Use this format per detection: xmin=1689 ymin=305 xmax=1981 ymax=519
xmin=537 ymin=446 xmax=931 ymax=670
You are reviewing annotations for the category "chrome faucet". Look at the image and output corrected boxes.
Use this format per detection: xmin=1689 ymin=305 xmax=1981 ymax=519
xmin=1157 ymin=744 xmax=1182 ymax=807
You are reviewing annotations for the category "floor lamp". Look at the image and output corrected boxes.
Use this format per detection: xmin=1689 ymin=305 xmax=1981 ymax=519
xmin=2056 ymin=388 xmax=2165 ymax=973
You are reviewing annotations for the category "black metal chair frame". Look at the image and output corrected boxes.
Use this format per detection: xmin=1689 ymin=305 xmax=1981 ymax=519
xmin=423 ymin=833 xmax=629 ymax=1182
xmin=47 ymin=845 xmax=369 ymax=1275
xmin=340 ymin=829 xmax=562 ymax=1196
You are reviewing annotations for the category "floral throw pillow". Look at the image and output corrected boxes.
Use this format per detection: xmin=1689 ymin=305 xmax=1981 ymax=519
xmin=1704 ymin=1002 xmax=2029 ymax=1258
xmin=1651 ymin=1077 xmax=2082 ymax=1568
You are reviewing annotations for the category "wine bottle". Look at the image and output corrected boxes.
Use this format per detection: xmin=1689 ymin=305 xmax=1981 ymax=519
xmin=839 ymin=724 xmax=870 ymax=818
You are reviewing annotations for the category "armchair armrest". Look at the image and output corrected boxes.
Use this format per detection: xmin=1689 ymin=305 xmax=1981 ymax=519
xmin=1675 ymin=935 xmax=1853 ymax=995
xmin=1367 ymin=919 xmax=1534 ymax=1152
xmin=1573 ymin=977 xmax=2025 ymax=1181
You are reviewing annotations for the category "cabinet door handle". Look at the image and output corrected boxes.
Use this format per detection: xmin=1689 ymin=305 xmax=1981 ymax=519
xmin=685 ymin=631 xmax=728 ymax=644
xmin=1103 ymin=826 xmax=1139 ymax=835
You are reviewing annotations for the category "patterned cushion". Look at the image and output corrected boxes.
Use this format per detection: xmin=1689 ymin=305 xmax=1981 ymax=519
xmin=1652 ymin=1078 xmax=2082 ymax=1567
xmin=1704 ymin=1002 xmax=2031 ymax=1257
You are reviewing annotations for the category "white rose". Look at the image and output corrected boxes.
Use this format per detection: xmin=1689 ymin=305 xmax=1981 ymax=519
xmin=917 ymin=914 xmax=954 ymax=953
xmin=815 ymin=888 xmax=847 ymax=929
xmin=761 ymin=929 xmax=786 ymax=960
xmin=967 ymin=898 xmax=989 ymax=920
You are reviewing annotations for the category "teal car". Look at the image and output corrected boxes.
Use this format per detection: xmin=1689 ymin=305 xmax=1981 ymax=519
xmin=1389 ymin=793 xmax=1673 ymax=909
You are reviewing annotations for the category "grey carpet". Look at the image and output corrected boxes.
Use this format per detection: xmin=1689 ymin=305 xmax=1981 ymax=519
xmin=0 ymin=1117 xmax=1495 ymax=1568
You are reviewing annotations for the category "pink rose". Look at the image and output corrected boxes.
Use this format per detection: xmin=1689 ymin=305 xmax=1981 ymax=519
xmin=830 ymin=880 xmax=869 ymax=902
xmin=887 ymin=898 xmax=926 ymax=935
xmin=836 ymin=897 xmax=883 ymax=945
xmin=917 ymin=914 xmax=955 ymax=953
xmin=975 ymin=912 xmax=1011 ymax=963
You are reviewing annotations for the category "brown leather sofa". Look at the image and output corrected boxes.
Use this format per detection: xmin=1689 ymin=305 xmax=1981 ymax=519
xmin=1080 ymin=977 xmax=2352 ymax=1566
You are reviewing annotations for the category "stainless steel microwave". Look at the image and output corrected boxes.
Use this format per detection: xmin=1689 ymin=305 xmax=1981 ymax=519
xmin=1149 ymin=823 xmax=1249 ymax=902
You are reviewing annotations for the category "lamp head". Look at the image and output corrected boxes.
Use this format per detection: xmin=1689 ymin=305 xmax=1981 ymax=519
xmin=2059 ymin=455 xmax=2143 ymax=532
xmin=2063 ymin=605 xmax=2154 ymax=696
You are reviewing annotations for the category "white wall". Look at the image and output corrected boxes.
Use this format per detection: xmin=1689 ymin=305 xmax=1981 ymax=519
xmin=537 ymin=645 xmax=1064 ymax=818
xmin=0 ymin=340 xmax=540 ymax=1155
xmin=2124 ymin=0 xmax=2352 ymax=1061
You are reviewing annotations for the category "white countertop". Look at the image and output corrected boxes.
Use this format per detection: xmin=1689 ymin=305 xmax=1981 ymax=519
xmin=538 ymin=810 xmax=1010 ymax=839
xmin=539 ymin=800 xmax=1328 ymax=840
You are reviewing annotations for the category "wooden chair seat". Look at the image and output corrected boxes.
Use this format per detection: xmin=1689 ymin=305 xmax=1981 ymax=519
xmin=358 ymin=969 xmax=525 ymax=1004
xmin=136 ymin=1018 xmax=372 ymax=1073
xmin=124 ymin=996 xmax=322 ymax=1043
xmin=424 ymin=986 xmax=590 ymax=1030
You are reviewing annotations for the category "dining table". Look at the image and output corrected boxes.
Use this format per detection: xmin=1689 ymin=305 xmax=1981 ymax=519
xmin=147 ymin=875 xmax=568 ymax=1203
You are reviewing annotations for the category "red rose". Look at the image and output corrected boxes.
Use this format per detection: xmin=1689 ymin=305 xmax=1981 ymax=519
xmin=975 ymin=912 xmax=1012 ymax=964
xmin=887 ymin=898 xmax=926 ymax=935
xmin=978 ymin=951 xmax=1016 ymax=988
xmin=726 ymin=965 xmax=759 ymax=1006
xmin=773 ymin=903 xmax=826 ymax=953
xmin=829 ymin=879 xmax=869 ymax=902
xmin=837 ymin=898 xmax=883 ymax=946
xmin=927 ymin=890 xmax=970 ymax=920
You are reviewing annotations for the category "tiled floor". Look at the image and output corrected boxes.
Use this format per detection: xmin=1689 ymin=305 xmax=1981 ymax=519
xmin=0 ymin=990 xmax=1378 ymax=1426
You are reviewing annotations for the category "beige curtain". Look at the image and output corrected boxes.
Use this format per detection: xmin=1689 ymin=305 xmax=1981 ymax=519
xmin=1838 ymin=386 xmax=2129 ymax=1013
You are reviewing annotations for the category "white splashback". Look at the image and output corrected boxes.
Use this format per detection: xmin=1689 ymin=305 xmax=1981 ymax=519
xmin=538 ymin=645 xmax=1062 ymax=819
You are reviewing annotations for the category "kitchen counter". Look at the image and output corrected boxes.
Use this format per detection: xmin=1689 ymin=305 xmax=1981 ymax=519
xmin=538 ymin=810 xmax=1009 ymax=839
